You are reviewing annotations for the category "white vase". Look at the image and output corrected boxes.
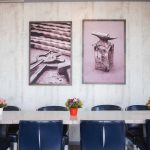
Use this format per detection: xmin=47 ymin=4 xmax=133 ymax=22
xmin=0 ymin=108 xmax=3 ymax=115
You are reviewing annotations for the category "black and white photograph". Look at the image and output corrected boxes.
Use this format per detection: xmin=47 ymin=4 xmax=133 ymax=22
xmin=83 ymin=20 xmax=126 ymax=84
xmin=29 ymin=21 xmax=72 ymax=85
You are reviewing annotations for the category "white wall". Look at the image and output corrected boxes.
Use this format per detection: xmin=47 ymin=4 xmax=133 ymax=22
xmin=0 ymin=1 xmax=150 ymax=111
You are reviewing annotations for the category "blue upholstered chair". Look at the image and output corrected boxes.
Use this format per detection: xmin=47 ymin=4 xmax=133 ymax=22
xmin=40 ymin=121 xmax=63 ymax=150
xmin=18 ymin=120 xmax=63 ymax=150
xmin=80 ymin=121 xmax=103 ymax=150
xmin=126 ymin=105 xmax=148 ymax=150
xmin=80 ymin=120 xmax=125 ymax=150
xmin=146 ymin=119 xmax=150 ymax=150
xmin=104 ymin=121 xmax=125 ymax=150
xmin=91 ymin=105 xmax=122 ymax=111
xmin=3 ymin=105 xmax=21 ymax=150
xmin=0 ymin=125 xmax=10 ymax=150
xmin=37 ymin=106 xmax=69 ymax=147
xmin=19 ymin=121 xmax=40 ymax=150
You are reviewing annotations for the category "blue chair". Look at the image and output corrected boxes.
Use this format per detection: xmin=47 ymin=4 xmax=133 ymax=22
xmin=126 ymin=105 xmax=148 ymax=150
xmin=19 ymin=120 xmax=63 ymax=150
xmin=19 ymin=121 xmax=40 ymax=150
xmin=40 ymin=121 xmax=63 ymax=150
xmin=3 ymin=106 xmax=20 ymax=111
xmin=3 ymin=105 xmax=21 ymax=150
xmin=37 ymin=106 xmax=67 ymax=111
xmin=80 ymin=121 xmax=103 ymax=150
xmin=0 ymin=125 xmax=10 ymax=150
xmin=37 ymin=106 xmax=69 ymax=147
xmin=146 ymin=119 xmax=150 ymax=150
xmin=104 ymin=121 xmax=125 ymax=150
xmin=80 ymin=120 xmax=125 ymax=150
xmin=91 ymin=105 xmax=122 ymax=111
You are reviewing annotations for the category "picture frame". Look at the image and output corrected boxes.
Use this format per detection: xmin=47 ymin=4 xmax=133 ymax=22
xmin=29 ymin=21 xmax=72 ymax=85
xmin=82 ymin=19 xmax=126 ymax=84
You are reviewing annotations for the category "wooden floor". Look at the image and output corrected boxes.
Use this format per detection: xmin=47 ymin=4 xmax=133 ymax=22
xmin=69 ymin=145 xmax=80 ymax=150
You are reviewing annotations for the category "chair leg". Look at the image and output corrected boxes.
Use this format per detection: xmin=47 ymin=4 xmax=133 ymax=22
xmin=126 ymin=138 xmax=134 ymax=150
xmin=64 ymin=145 xmax=68 ymax=150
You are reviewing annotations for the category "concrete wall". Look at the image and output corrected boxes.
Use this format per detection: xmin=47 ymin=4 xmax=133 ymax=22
xmin=0 ymin=1 xmax=150 ymax=141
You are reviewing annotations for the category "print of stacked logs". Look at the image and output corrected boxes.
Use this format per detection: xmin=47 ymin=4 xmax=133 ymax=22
xmin=29 ymin=22 xmax=72 ymax=85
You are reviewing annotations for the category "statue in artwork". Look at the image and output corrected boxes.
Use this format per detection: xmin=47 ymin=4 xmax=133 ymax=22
xmin=92 ymin=33 xmax=116 ymax=72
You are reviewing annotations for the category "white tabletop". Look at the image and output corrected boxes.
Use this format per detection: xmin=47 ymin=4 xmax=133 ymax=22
xmin=1 ymin=111 xmax=150 ymax=124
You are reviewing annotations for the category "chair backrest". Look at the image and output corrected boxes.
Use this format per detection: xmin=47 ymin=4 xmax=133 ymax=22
xmin=80 ymin=121 xmax=103 ymax=150
xmin=19 ymin=120 xmax=63 ymax=150
xmin=80 ymin=120 xmax=125 ymax=150
xmin=40 ymin=121 xmax=63 ymax=150
xmin=19 ymin=121 xmax=40 ymax=150
xmin=126 ymin=105 xmax=149 ymax=111
xmin=0 ymin=124 xmax=9 ymax=150
xmin=146 ymin=120 xmax=150 ymax=150
xmin=91 ymin=105 xmax=122 ymax=111
xmin=0 ymin=125 xmax=8 ymax=140
xmin=37 ymin=106 xmax=68 ymax=135
xmin=37 ymin=106 xmax=67 ymax=111
xmin=104 ymin=121 xmax=125 ymax=150
xmin=3 ymin=105 xmax=21 ymax=111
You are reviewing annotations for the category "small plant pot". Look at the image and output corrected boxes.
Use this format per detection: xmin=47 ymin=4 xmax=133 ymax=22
xmin=70 ymin=108 xmax=78 ymax=116
xmin=0 ymin=108 xmax=3 ymax=115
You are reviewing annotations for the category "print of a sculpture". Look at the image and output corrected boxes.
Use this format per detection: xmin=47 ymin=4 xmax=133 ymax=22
xmin=92 ymin=33 xmax=116 ymax=72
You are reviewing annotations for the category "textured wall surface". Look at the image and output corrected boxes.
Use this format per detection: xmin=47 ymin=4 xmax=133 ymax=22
xmin=0 ymin=1 xmax=150 ymax=141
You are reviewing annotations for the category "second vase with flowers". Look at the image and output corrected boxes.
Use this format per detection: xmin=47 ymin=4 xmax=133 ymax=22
xmin=0 ymin=98 xmax=7 ymax=115
xmin=65 ymin=98 xmax=83 ymax=116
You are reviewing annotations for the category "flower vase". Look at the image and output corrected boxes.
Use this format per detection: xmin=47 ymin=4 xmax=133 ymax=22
xmin=0 ymin=108 xmax=3 ymax=115
xmin=70 ymin=108 xmax=78 ymax=116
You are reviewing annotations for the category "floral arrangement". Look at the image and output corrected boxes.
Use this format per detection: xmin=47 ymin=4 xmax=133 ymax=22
xmin=65 ymin=98 xmax=83 ymax=109
xmin=146 ymin=97 xmax=150 ymax=107
xmin=0 ymin=98 xmax=7 ymax=108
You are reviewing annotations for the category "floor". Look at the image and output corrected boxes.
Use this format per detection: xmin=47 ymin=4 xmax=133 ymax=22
xmin=69 ymin=145 xmax=80 ymax=150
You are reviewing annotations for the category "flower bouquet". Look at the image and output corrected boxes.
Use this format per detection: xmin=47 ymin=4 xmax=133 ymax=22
xmin=65 ymin=98 xmax=83 ymax=116
xmin=0 ymin=98 xmax=7 ymax=108
xmin=0 ymin=98 xmax=7 ymax=115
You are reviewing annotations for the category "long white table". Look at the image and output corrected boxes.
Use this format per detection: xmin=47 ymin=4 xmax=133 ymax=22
xmin=1 ymin=111 xmax=150 ymax=124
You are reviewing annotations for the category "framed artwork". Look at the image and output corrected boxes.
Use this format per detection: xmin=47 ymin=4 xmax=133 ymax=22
xmin=29 ymin=21 xmax=72 ymax=85
xmin=83 ymin=19 xmax=126 ymax=84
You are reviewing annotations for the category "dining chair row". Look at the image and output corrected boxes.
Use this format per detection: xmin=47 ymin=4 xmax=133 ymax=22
xmin=1 ymin=104 xmax=149 ymax=150
xmin=17 ymin=119 xmax=126 ymax=150
xmin=17 ymin=119 xmax=150 ymax=150
xmin=91 ymin=104 xmax=149 ymax=150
